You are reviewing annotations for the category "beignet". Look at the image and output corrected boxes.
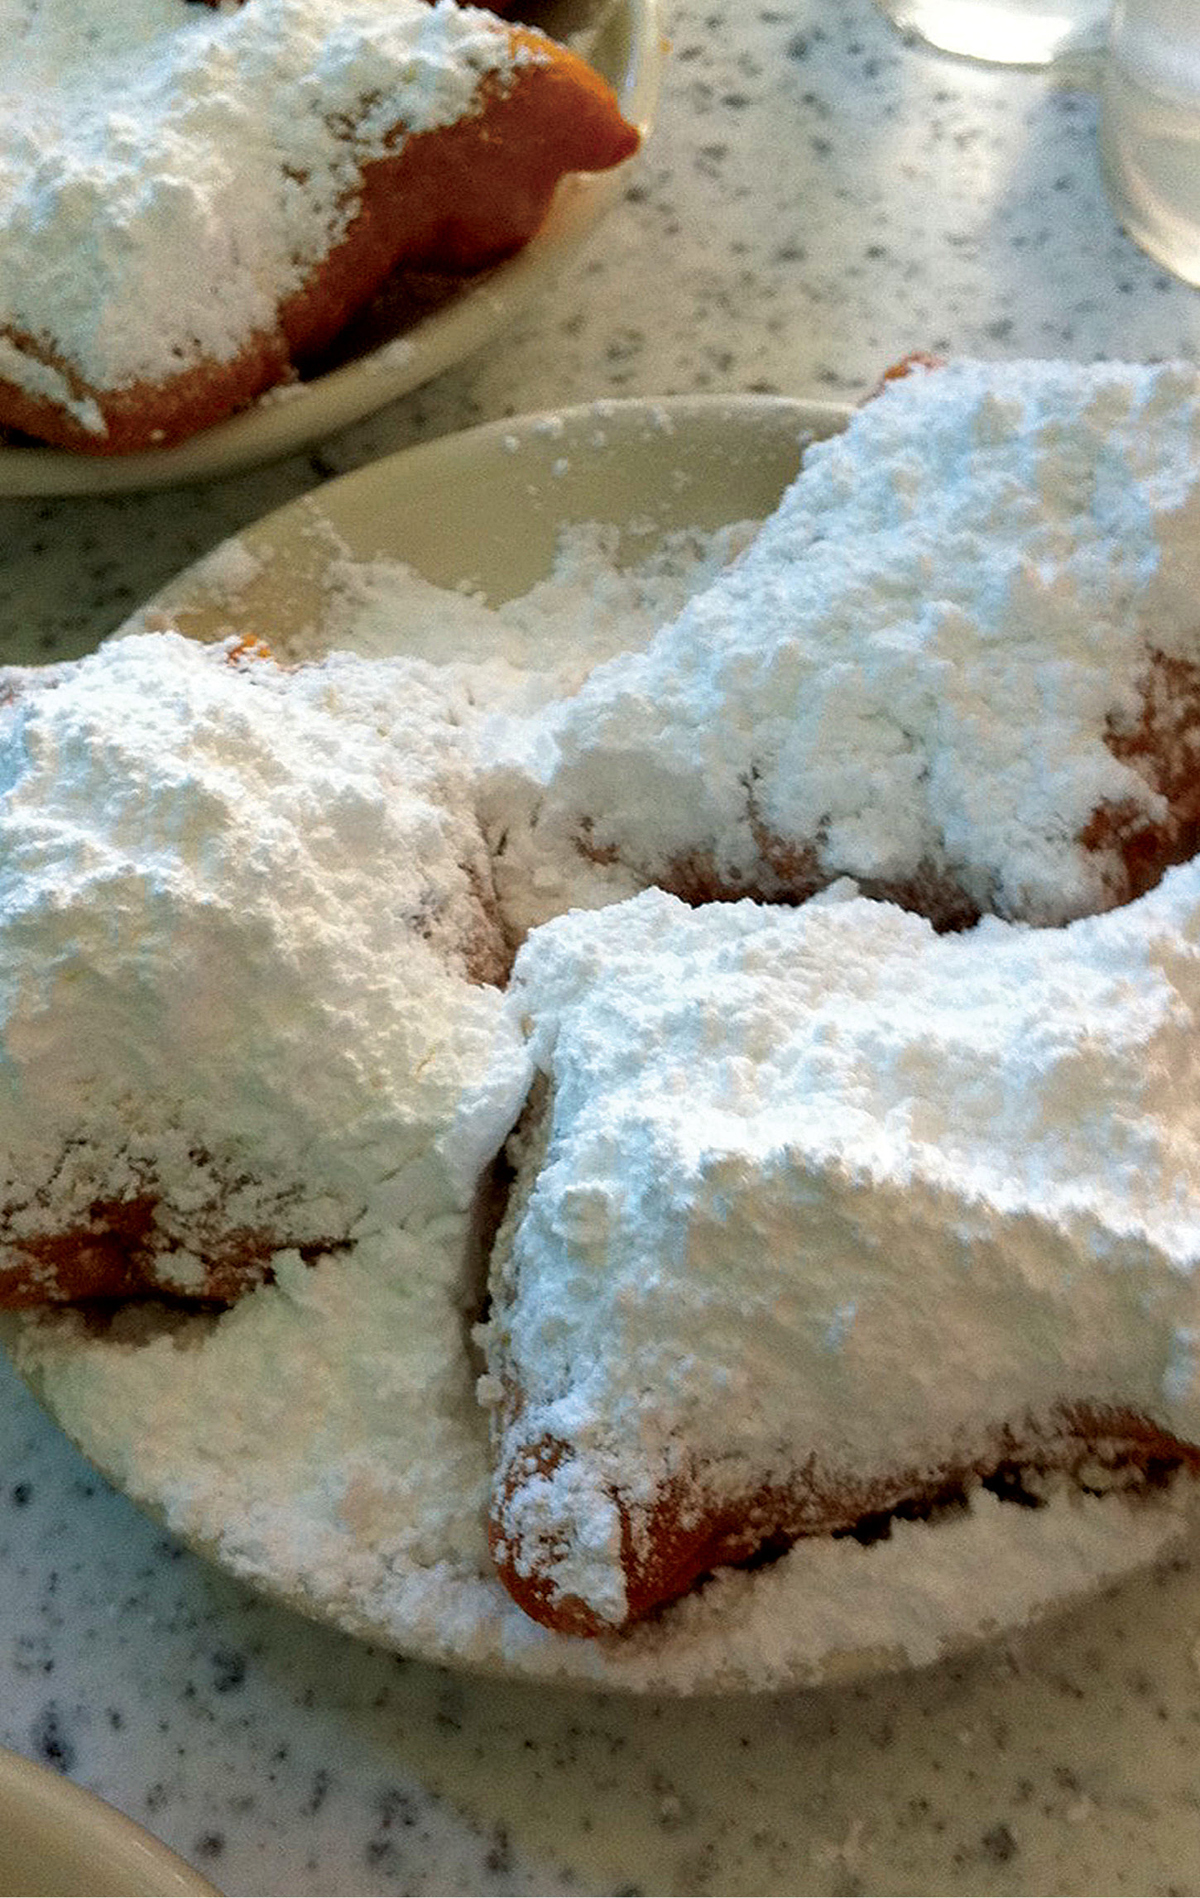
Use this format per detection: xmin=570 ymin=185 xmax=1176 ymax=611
xmin=0 ymin=632 xmax=528 ymax=1305
xmin=489 ymin=360 xmax=1200 ymax=938
xmin=484 ymin=881 xmax=1200 ymax=1633
xmin=0 ymin=0 xmax=639 ymax=452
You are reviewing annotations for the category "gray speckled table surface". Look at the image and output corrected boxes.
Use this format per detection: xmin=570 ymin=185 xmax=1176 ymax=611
xmin=4 ymin=2 xmax=1200 ymax=1893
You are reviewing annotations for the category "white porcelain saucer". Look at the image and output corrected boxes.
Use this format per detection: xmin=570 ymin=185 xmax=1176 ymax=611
xmin=0 ymin=1746 xmax=217 ymax=1897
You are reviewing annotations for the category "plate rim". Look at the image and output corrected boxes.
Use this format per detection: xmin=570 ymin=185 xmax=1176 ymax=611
xmin=0 ymin=1743 xmax=218 ymax=1897
xmin=138 ymin=387 xmax=857 ymax=627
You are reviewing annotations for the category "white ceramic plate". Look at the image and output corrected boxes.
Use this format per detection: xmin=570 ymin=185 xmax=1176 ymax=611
xmin=0 ymin=0 xmax=662 ymax=499
xmin=138 ymin=392 xmax=852 ymax=640
xmin=0 ymin=1745 xmax=217 ymax=1897
xmin=8 ymin=395 xmax=1199 ymax=1696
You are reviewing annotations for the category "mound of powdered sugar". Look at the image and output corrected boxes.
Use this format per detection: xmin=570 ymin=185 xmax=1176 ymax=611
xmin=0 ymin=632 xmax=528 ymax=1298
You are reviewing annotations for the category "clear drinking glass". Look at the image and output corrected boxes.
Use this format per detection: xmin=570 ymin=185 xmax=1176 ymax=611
xmin=874 ymin=0 xmax=1109 ymax=65
xmin=1100 ymin=0 xmax=1200 ymax=284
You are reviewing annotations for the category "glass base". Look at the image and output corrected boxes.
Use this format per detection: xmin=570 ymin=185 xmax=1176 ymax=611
xmin=874 ymin=0 xmax=1107 ymax=65
xmin=1100 ymin=68 xmax=1200 ymax=287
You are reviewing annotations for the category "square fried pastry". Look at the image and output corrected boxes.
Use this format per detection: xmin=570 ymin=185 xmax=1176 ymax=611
xmin=483 ymin=881 xmax=1200 ymax=1634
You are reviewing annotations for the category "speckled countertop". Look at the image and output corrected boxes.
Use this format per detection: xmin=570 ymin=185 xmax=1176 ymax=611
xmin=4 ymin=2 xmax=1200 ymax=1894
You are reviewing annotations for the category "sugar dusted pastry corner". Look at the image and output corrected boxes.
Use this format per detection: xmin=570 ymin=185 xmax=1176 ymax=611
xmin=0 ymin=631 xmax=530 ymax=1305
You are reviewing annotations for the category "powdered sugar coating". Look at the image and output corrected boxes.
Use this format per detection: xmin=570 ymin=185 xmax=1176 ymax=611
xmin=0 ymin=0 xmax=529 ymax=399
xmin=487 ymin=871 xmax=1200 ymax=1629
xmin=10 ymin=368 xmax=1200 ymax=1689
xmin=0 ymin=631 xmax=529 ymax=1296
xmin=19 ymin=1285 xmax=1187 ymax=1690
xmin=494 ymin=360 xmax=1200 ymax=933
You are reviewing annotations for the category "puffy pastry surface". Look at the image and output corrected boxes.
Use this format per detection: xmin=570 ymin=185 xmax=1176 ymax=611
xmin=484 ymin=878 xmax=1200 ymax=1633
xmin=0 ymin=0 xmax=638 ymax=452
xmin=0 ymin=632 xmax=530 ymax=1305
xmin=490 ymin=360 xmax=1200 ymax=937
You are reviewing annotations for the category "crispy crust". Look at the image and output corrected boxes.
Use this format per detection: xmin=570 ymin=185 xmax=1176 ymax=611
xmin=1080 ymin=648 xmax=1200 ymax=905
xmin=490 ymin=1402 xmax=1200 ymax=1636
xmin=0 ymin=1195 xmax=338 ymax=1307
xmin=276 ymin=30 xmax=639 ymax=357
